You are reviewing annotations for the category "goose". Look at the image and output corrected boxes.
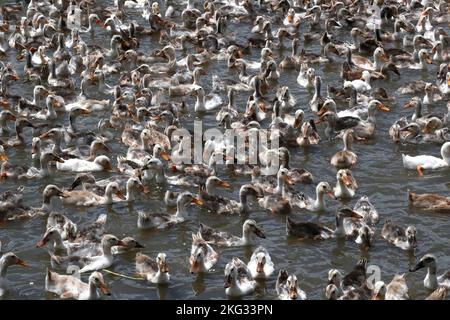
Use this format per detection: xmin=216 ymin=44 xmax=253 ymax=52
xmin=247 ymin=246 xmax=275 ymax=280
xmin=276 ymin=270 xmax=307 ymax=300
xmin=45 ymin=269 xmax=110 ymax=300
xmin=137 ymin=192 xmax=203 ymax=229
xmin=0 ymin=252 xmax=27 ymax=297
xmin=402 ymin=142 xmax=450 ymax=175
xmin=410 ymin=254 xmax=450 ymax=290
xmin=136 ymin=252 xmax=170 ymax=284
xmin=189 ymin=232 xmax=219 ymax=274
xmin=198 ymin=219 xmax=265 ymax=247
xmin=381 ymin=220 xmax=417 ymax=251
xmin=224 ymin=257 xmax=256 ymax=297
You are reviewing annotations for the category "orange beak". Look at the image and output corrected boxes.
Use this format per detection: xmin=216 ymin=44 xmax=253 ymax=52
xmin=189 ymin=259 xmax=199 ymax=274
xmin=81 ymin=108 xmax=91 ymax=115
xmin=258 ymin=103 xmax=266 ymax=112
xmin=218 ymin=181 xmax=231 ymax=188
xmin=0 ymin=154 xmax=7 ymax=161
xmin=16 ymin=259 xmax=28 ymax=267
xmin=426 ymin=58 xmax=432 ymax=64
xmin=160 ymin=151 xmax=171 ymax=161
xmin=256 ymin=262 xmax=264 ymax=273
xmin=36 ymin=238 xmax=48 ymax=248
xmin=99 ymin=282 xmax=111 ymax=295
xmin=11 ymin=74 xmax=19 ymax=81
xmin=342 ymin=174 xmax=352 ymax=186
xmin=115 ymin=190 xmax=126 ymax=200
xmin=378 ymin=104 xmax=390 ymax=112
xmin=380 ymin=54 xmax=389 ymax=62
xmin=327 ymin=192 xmax=335 ymax=199
xmin=403 ymin=102 xmax=413 ymax=109
xmin=116 ymin=240 xmax=126 ymax=247
xmin=287 ymin=15 xmax=293 ymax=23
xmin=160 ymin=263 xmax=169 ymax=273
xmin=191 ymin=197 xmax=204 ymax=206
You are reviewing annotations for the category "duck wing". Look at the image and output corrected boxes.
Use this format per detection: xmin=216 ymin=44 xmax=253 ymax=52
xmin=286 ymin=217 xmax=333 ymax=239
xmin=199 ymin=222 xmax=234 ymax=245
xmin=135 ymin=252 xmax=158 ymax=277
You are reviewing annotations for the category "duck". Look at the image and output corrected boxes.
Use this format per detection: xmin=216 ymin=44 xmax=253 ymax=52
xmin=51 ymin=235 xmax=125 ymax=274
xmin=294 ymin=181 xmax=335 ymax=212
xmin=0 ymin=252 xmax=27 ymax=297
xmin=247 ymin=246 xmax=275 ymax=280
xmin=353 ymin=195 xmax=379 ymax=226
xmin=45 ymin=269 xmax=110 ymax=300
xmin=189 ymin=232 xmax=219 ymax=274
xmin=410 ymin=254 xmax=450 ymax=290
xmin=135 ymin=252 xmax=170 ymax=284
xmin=402 ymin=142 xmax=450 ymax=176
xmin=333 ymin=169 xmax=358 ymax=199
xmin=426 ymin=286 xmax=448 ymax=300
xmin=381 ymin=220 xmax=417 ymax=252
xmin=276 ymin=270 xmax=307 ymax=300
xmin=198 ymin=219 xmax=265 ymax=247
xmin=61 ymin=181 xmax=125 ymax=206
xmin=192 ymin=86 xmax=223 ymax=113
xmin=286 ymin=207 xmax=363 ymax=240
xmin=21 ymin=152 xmax=66 ymax=179
xmin=407 ymin=190 xmax=450 ymax=212
xmin=344 ymin=70 xmax=372 ymax=94
xmin=224 ymin=257 xmax=256 ymax=298
xmin=137 ymin=192 xmax=203 ymax=229
xmin=56 ymin=155 xmax=113 ymax=173
xmin=331 ymin=129 xmax=358 ymax=169
xmin=297 ymin=63 xmax=315 ymax=89
xmin=309 ymin=76 xmax=325 ymax=113
xmin=372 ymin=275 xmax=410 ymax=300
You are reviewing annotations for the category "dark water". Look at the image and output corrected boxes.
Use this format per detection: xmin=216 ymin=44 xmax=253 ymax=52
xmin=1 ymin=1 xmax=449 ymax=300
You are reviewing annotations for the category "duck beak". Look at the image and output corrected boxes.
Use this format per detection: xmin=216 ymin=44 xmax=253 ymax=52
xmin=160 ymin=151 xmax=171 ymax=161
xmin=403 ymin=102 xmax=413 ymax=109
xmin=190 ymin=259 xmax=199 ymax=274
xmin=224 ymin=275 xmax=231 ymax=288
xmin=160 ymin=263 xmax=169 ymax=273
xmin=256 ymin=261 xmax=264 ymax=273
xmin=151 ymin=114 xmax=161 ymax=121
xmin=54 ymin=155 xmax=65 ymax=163
xmin=378 ymin=104 xmax=390 ymax=112
xmin=191 ymin=197 xmax=204 ymax=206
xmin=36 ymin=238 xmax=49 ymax=248
xmin=327 ymin=192 xmax=336 ymax=200
xmin=81 ymin=108 xmax=91 ymax=115
xmin=0 ymin=154 xmax=7 ymax=161
xmin=351 ymin=211 xmax=363 ymax=219
xmin=219 ymin=180 xmax=231 ymax=188
xmin=287 ymin=15 xmax=293 ymax=23
xmin=115 ymin=190 xmax=126 ymax=200
xmin=380 ymin=54 xmax=389 ymax=62
xmin=95 ymin=19 xmax=102 ymax=26
xmin=16 ymin=258 xmax=28 ymax=267
xmin=134 ymin=242 xmax=145 ymax=249
xmin=99 ymin=282 xmax=111 ymax=295
xmin=59 ymin=191 xmax=69 ymax=198
xmin=11 ymin=74 xmax=19 ymax=81
xmin=426 ymin=57 xmax=432 ymax=64
xmin=254 ymin=227 xmax=266 ymax=239
xmin=258 ymin=103 xmax=266 ymax=112
xmin=342 ymin=174 xmax=352 ymax=186
xmin=289 ymin=286 xmax=298 ymax=300
xmin=116 ymin=240 xmax=127 ymax=247
xmin=284 ymin=175 xmax=295 ymax=185
xmin=410 ymin=260 xmax=425 ymax=272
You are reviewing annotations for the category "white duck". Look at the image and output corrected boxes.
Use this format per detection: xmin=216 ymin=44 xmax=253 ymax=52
xmin=45 ymin=269 xmax=110 ymax=300
xmin=276 ymin=270 xmax=307 ymax=300
xmin=224 ymin=257 xmax=256 ymax=297
xmin=136 ymin=252 xmax=170 ymax=284
xmin=189 ymin=232 xmax=219 ymax=274
xmin=296 ymin=182 xmax=335 ymax=212
xmin=333 ymin=169 xmax=358 ymax=199
xmin=0 ymin=252 xmax=27 ymax=297
xmin=402 ymin=142 xmax=450 ymax=176
xmin=56 ymin=155 xmax=113 ymax=173
xmin=192 ymin=86 xmax=223 ymax=112
xmin=247 ymin=246 xmax=275 ymax=280
xmin=344 ymin=71 xmax=372 ymax=94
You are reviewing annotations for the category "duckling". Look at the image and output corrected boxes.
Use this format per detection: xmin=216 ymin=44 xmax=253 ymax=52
xmin=199 ymin=219 xmax=265 ymax=247
xmin=331 ymin=129 xmax=358 ymax=169
xmin=410 ymin=254 xmax=450 ymax=290
xmin=45 ymin=269 xmax=110 ymax=300
xmin=276 ymin=270 xmax=307 ymax=300
xmin=247 ymin=246 xmax=275 ymax=280
xmin=137 ymin=192 xmax=203 ymax=229
xmin=189 ymin=232 xmax=219 ymax=274
xmin=136 ymin=252 xmax=170 ymax=284
xmin=224 ymin=257 xmax=256 ymax=297
xmin=0 ymin=252 xmax=27 ymax=297
xmin=333 ymin=169 xmax=358 ymax=199
xmin=381 ymin=220 xmax=417 ymax=252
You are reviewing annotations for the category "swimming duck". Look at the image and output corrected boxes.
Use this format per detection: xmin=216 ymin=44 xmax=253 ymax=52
xmin=381 ymin=220 xmax=417 ymax=252
xmin=224 ymin=257 xmax=256 ymax=297
xmin=276 ymin=270 xmax=307 ymax=300
xmin=247 ymin=246 xmax=275 ymax=280
xmin=56 ymin=155 xmax=113 ymax=173
xmin=407 ymin=190 xmax=450 ymax=212
xmin=136 ymin=252 xmax=170 ymax=284
xmin=199 ymin=219 xmax=265 ymax=247
xmin=410 ymin=254 xmax=450 ymax=290
xmin=402 ymin=141 xmax=450 ymax=175
xmin=294 ymin=181 xmax=335 ymax=212
xmin=353 ymin=195 xmax=379 ymax=226
xmin=137 ymin=192 xmax=203 ymax=229
xmin=297 ymin=63 xmax=315 ymax=89
xmin=61 ymin=181 xmax=125 ymax=206
xmin=309 ymin=76 xmax=325 ymax=113
xmin=333 ymin=169 xmax=358 ymax=199
xmin=331 ymin=129 xmax=358 ymax=169
xmin=189 ymin=232 xmax=219 ymax=274
xmin=45 ymin=269 xmax=110 ymax=300
xmin=372 ymin=275 xmax=410 ymax=300
xmin=0 ymin=252 xmax=27 ymax=297
xmin=286 ymin=207 xmax=363 ymax=240
xmin=426 ymin=286 xmax=448 ymax=300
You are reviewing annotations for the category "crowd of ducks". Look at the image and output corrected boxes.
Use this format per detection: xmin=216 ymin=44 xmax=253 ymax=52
xmin=0 ymin=0 xmax=449 ymax=300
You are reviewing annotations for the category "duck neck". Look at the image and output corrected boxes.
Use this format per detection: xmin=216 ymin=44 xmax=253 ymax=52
xmin=126 ymin=183 xmax=134 ymax=201
xmin=239 ymin=190 xmax=249 ymax=213
xmin=242 ymin=227 xmax=254 ymax=245
xmin=195 ymin=91 xmax=205 ymax=112
xmin=88 ymin=280 xmax=99 ymax=299
xmin=275 ymin=174 xmax=285 ymax=195
xmin=175 ymin=201 xmax=188 ymax=218
xmin=0 ymin=259 xmax=11 ymax=277
xmin=334 ymin=215 xmax=345 ymax=236
xmin=104 ymin=188 xmax=114 ymax=205
xmin=425 ymin=265 xmax=438 ymax=288
xmin=343 ymin=134 xmax=351 ymax=151
xmin=41 ymin=193 xmax=53 ymax=212
xmin=69 ymin=113 xmax=78 ymax=132
xmin=102 ymin=243 xmax=113 ymax=257
xmin=314 ymin=188 xmax=325 ymax=209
